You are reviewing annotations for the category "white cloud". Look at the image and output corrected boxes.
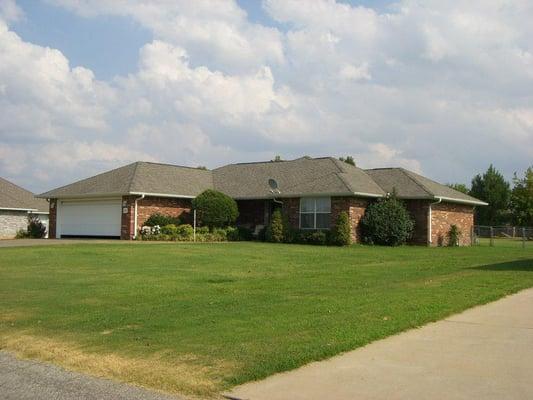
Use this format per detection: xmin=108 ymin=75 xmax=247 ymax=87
xmin=1 ymin=0 xmax=533 ymax=192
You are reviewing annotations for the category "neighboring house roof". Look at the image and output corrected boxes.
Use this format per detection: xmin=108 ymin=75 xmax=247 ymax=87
xmin=37 ymin=158 xmax=486 ymax=206
xmin=365 ymin=168 xmax=488 ymax=206
xmin=38 ymin=162 xmax=213 ymax=199
xmin=0 ymin=177 xmax=49 ymax=213
xmin=213 ymin=157 xmax=385 ymax=199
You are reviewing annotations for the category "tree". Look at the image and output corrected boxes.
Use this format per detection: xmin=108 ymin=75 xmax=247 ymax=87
xmin=192 ymin=189 xmax=239 ymax=228
xmin=510 ymin=166 xmax=533 ymax=226
xmin=469 ymin=165 xmax=510 ymax=225
xmin=447 ymin=183 xmax=469 ymax=194
xmin=339 ymin=156 xmax=356 ymax=166
xmin=360 ymin=196 xmax=414 ymax=246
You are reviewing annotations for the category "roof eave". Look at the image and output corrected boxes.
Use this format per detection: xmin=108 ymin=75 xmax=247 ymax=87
xmin=0 ymin=206 xmax=38 ymax=212
xmin=434 ymin=196 xmax=488 ymax=206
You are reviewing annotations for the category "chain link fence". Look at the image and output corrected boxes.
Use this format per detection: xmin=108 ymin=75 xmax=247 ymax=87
xmin=473 ymin=225 xmax=533 ymax=248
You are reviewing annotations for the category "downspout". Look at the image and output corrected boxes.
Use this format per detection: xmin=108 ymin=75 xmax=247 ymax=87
xmin=428 ymin=197 xmax=442 ymax=245
xmin=133 ymin=194 xmax=145 ymax=239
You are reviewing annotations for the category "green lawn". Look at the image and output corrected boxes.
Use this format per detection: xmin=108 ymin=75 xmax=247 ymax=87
xmin=1 ymin=242 xmax=532 ymax=396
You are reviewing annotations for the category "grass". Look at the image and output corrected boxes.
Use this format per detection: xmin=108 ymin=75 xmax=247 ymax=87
xmin=1 ymin=242 xmax=532 ymax=397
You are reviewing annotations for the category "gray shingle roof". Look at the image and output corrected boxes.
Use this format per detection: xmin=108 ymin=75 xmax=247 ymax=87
xmin=38 ymin=162 xmax=213 ymax=199
xmin=365 ymin=168 xmax=488 ymax=205
xmin=0 ymin=177 xmax=49 ymax=212
xmin=37 ymin=158 xmax=486 ymax=206
xmin=213 ymin=157 xmax=386 ymax=199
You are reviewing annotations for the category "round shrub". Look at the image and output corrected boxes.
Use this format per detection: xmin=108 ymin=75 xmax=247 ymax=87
xmin=192 ymin=189 xmax=239 ymax=228
xmin=160 ymin=224 xmax=178 ymax=237
xmin=360 ymin=197 xmax=414 ymax=246
xmin=330 ymin=211 xmax=351 ymax=246
xmin=144 ymin=213 xmax=180 ymax=227
xmin=176 ymin=224 xmax=194 ymax=241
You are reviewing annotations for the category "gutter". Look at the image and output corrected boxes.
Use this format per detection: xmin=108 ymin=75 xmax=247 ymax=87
xmin=0 ymin=206 xmax=39 ymax=212
xmin=133 ymin=194 xmax=145 ymax=239
xmin=428 ymin=197 xmax=442 ymax=245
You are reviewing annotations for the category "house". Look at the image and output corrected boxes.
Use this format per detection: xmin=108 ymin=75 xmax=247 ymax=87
xmin=0 ymin=177 xmax=49 ymax=239
xmin=38 ymin=157 xmax=487 ymax=245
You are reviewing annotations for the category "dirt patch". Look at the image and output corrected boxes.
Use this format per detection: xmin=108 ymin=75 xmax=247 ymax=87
xmin=0 ymin=332 xmax=236 ymax=398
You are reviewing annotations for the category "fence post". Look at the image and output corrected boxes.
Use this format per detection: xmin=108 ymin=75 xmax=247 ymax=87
xmin=193 ymin=209 xmax=196 ymax=243
xmin=490 ymin=226 xmax=494 ymax=247
xmin=470 ymin=225 xmax=474 ymax=246
xmin=523 ymin=227 xmax=526 ymax=249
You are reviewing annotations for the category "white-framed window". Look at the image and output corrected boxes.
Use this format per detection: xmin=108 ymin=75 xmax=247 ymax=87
xmin=300 ymin=197 xmax=331 ymax=229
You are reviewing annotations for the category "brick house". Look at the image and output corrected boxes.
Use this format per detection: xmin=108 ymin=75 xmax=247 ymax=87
xmin=38 ymin=157 xmax=487 ymax=245
xmin=0 ymin=177 xmax=49 ymax=239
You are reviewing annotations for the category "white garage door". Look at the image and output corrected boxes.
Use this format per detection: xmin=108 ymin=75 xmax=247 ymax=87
xmin=57 ymin=199 xmax=122 ymax=238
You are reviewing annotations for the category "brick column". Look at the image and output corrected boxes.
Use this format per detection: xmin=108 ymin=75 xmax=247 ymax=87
xmin=332 ymin=197 xmax=369 ymax=243
xmin=121 ymin=196 xmax=136 ymax=240
xmin=48 ymin=199 xmax=57 ymax=239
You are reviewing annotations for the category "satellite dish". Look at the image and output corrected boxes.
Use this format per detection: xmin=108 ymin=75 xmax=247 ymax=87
xmin=268 ymin=178 xmax=278 ymax=190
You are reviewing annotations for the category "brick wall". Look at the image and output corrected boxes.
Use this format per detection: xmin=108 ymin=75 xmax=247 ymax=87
xmin=0 ymin=210 xmax=28 ymax=239
xmin=236 ymin=200 xmax=268 ymax=227
xmin=332 ymin=197 xmax=369 ymax=243
xmin=431 ymin=202 xmax=474 ymax=246
xmin=48 ymin=199 xmax=57 ymax=239
xmin=121 ymin=196 xmax=193 ymax=240
xmin=282 ymin=198 xmax=300 ymax=229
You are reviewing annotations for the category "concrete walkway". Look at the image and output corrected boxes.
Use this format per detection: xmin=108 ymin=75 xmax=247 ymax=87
xmin=227 ymin=288 xmax=533 ymax=400
xmin=0 ymin=351 xmax=183 ymax=400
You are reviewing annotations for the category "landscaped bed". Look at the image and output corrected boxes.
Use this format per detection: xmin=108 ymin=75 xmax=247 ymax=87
xmin=1 ymin=242 xmax=532 ymax=397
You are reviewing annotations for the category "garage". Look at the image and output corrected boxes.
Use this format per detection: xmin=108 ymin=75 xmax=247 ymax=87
xmin=57 ymin=199 xmax=122 ymax=238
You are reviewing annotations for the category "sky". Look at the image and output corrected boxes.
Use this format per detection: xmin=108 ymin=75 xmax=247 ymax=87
xmin=0 ymin=0 xmax=532 ymax=193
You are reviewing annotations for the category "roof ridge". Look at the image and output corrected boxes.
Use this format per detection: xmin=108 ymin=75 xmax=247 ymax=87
xmin=399 ymin=168 xmax=434 ymax=197
xmin=138 ymin=160 xmax=213 ymax=171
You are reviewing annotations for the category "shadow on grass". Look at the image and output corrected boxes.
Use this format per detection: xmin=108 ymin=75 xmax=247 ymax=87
xmin=470 ymin=259 xmax=533 ymax=272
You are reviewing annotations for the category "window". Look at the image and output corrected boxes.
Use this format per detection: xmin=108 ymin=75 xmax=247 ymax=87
xmin=300 ymin=197 xmax=331 ymax=229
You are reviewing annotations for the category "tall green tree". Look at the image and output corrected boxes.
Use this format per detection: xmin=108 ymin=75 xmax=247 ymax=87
xmin=510 ymin=166 xmax=533 ymax=226
xmin=447 ymin=183 xmax=469 ymax=194
xmin=469 ymin=165 xmax=510 ymax=225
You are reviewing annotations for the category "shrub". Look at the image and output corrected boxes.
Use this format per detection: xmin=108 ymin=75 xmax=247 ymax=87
xmin=234 ymin=226 xmax=253 ymax=241
xmin=197 ymin=226 xmax=210 ymax=235
xmin=28 ymin=215 xmax=47 ymax=238
xmin=192 ymin=189 xmax=239 ymax=228
xmin=144 ymin=213 xmax=180 ymax=227
xmin=266 ymin=209 xmax=284 ymax=243
xmin=282 ymin=214 xmax=295 ymax=243
xmin=296 ymin=230 xmax=327 ymax=245
xmin=360 ymin=197 xmax=414 ymax=246
xmin=176 ymin=224 xmax=194 ymax=241
xmin=15 ymin=229 xmax=30 ymax=239
xmin=212 ymin=227 xmax=228 ymax=241
xmin=160 ymin=224 xmax=178 ymax=236
xmin=225 ymin=226 xmax=239 ymax=241
xmin=330 ymin=211 xmax=351 ymax=246
xmin=448 ymin=225 xmax=461 ymax=247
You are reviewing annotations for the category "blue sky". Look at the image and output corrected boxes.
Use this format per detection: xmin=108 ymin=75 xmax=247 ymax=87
xmin=1 ymin=0 xmax=532 ymax=192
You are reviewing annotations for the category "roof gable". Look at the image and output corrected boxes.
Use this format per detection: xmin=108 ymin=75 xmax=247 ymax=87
xmin=0 ymin=177 xmax=48 ymax=212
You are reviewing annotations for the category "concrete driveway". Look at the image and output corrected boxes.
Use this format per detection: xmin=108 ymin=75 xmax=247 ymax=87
xmin=227 ymin=288 xmax=533 ymax=400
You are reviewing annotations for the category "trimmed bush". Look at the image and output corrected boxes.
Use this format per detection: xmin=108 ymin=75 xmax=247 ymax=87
xmin=448 ymin=224 xmax=461 ymax=247
xmin=282 ymin=214 xmax=295 ymax=243
xmin=330 ymin=211 xmax=351 ymax=246
xmin=360 ymin=197 xmax=414 ymax=246
xmin=160 ymin=224 xmax=178 ymax=236
xmin=192 ymin=189 xmax=239 ymax=228
xmin=234 ymin=226 xmax=253 ymax=241
xmin=266 ymin=209 xmax=284 ymax=243
xmin=144 ymin=213 xmax=180 ymax=227
xmin=296 ymin=230 xmax=327 ymax=245
xmin=176 ymin=224 xmax=194 ymax=241
xmin=15 ymin=229 xmax=30 ymax=239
